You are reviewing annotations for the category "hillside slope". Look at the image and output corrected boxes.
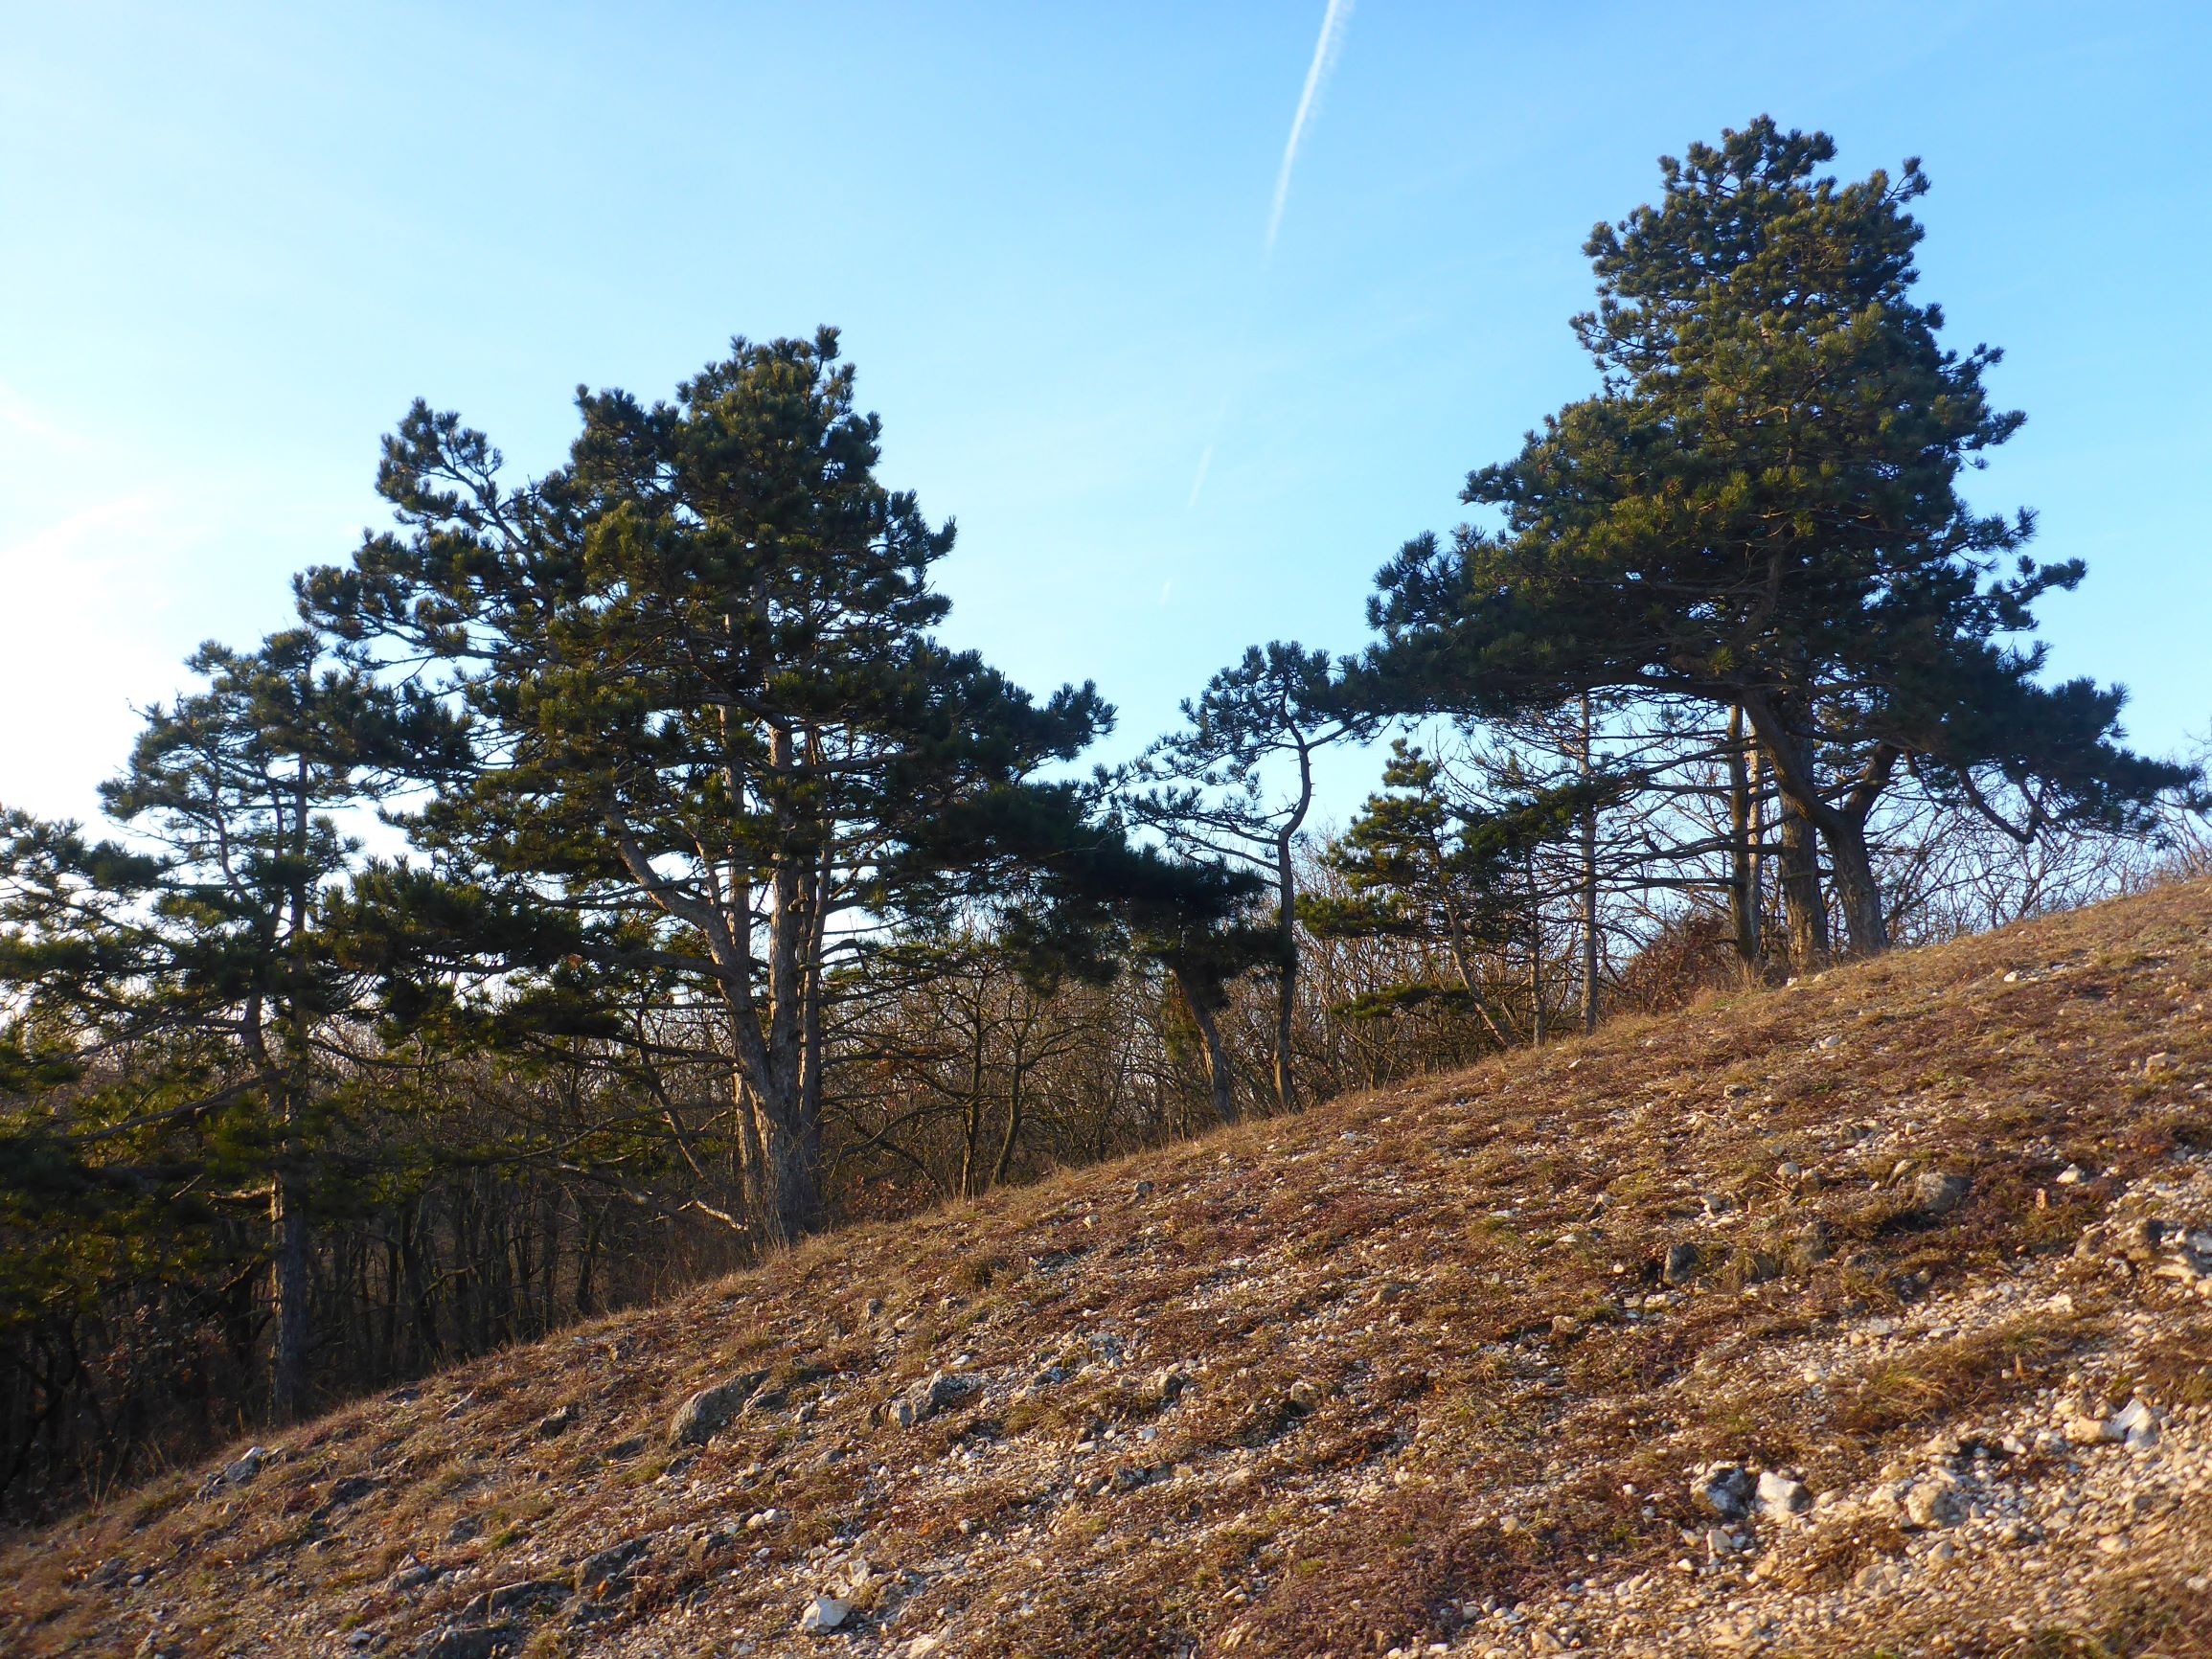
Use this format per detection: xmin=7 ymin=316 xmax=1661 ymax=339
xmin=8 ymin=883 xmax=2212 ymax=1659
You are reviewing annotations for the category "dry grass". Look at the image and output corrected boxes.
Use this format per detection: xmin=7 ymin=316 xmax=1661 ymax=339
xmin=1832 ymin=1308 xmax=2085 ymax=1439
xmin=4 ymin=880 xmax=2212 ymax=1657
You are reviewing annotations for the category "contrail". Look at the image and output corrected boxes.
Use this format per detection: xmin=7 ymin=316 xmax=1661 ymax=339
xmin=1191 ymin=1 xmax=1355 ymax=509
xmin=1186 ymin=387 xmax=1233 ymax=508
xmin=1185 ymin=443 xmax=1216 ymax=510
xmin=1263 ymin=0 xmax=1356 ymax=261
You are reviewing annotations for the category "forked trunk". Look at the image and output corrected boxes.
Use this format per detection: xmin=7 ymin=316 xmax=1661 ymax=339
xmin=1745 ymin=716 xmax=1830 ymax=971
xmin=1738 ymin=697 xmax=1895 ymax=962
xmin=1778 ymin=793 xmax=1829 ymax=970
xmin=1174 ymin=967 xmax=1239 ymax=1127
xmin=1197 ymin=1004 xmax=1237 ymax=1126
xmin=1824 ymin=817 xmax=1890 ymax=957
xmin=740 ymin=1076 xmax=823 ymax=1248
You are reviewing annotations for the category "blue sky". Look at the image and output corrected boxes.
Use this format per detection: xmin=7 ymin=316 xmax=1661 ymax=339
xmin=4 ymin=1 xmax=2207 ymax=829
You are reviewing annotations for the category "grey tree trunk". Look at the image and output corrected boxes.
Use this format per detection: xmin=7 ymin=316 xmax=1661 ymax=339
xmin=1737 ymin=695 xmax=1896 ymax=960
xmin=992 ymin=1069 xmax=1025 ymax=1191
xmin=1271 ymin=735 xmax=1316 ymax=1115
xmin=269 ymin=1162 xmax=310 ymax=1421
xmin=1527 ymin=852 xmax=1546 ymax=1047
xmin=622 ymin=715 xmax=836 ymax=1249
xmin=1819 ymin=744 xmax=1900 ymax=957
xmin=1174 ymin=967 xmax=1239 ymax=1127
xmin=1727 ymin=705 xmax=1762 ymax=967
xmin=738 ymin=1075 xmax=823 ymax=1248
xmin=1824 ymin=818 xmax=1890 ymax=957
xmin=1198 ymin=1007 xmax=1237 ymax=1127
xmin=1579 ymin=693 xmax=1599 ymax=1034
xmin=1747 ymin=743 xmax=1767 ymax=962
xmin=960 ymin=995 xmax=989 ymax=1200
xmin=270 ymin=761 xmax=318 ymax=1423
xmin=1274 ymin=830 xmax=1297 ymax=1115
xmin=1736 ymin=701 xmax=1831 ymax=969
xmin=1777 ymin=793 xmax=1829 ymax=970
xmin=991 ymin=1011 xmax=1038 ymax=1190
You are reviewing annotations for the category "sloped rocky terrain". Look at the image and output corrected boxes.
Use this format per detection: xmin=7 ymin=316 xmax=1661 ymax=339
xmin=7 ymin=881 xmax=2212 ymax=1659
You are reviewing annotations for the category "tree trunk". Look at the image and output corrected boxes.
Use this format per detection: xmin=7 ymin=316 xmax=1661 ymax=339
xmin=1197 ymin=1005 xmax=1237 ymax=1127
xmin=992 ymin=1054 xmax=1025 ymax=1190
xmin=1818 ymin=745 xmax=1901 ymax=957
xmin=992 ymin=1010 xmax=1035 ymax=1190
xmin=1747 ymin=742 xmax=1767 ymax=962
xmin=740 ymin=1076 xmax=822 ymax=1248
xmin=771 ymin=1111 xmax=823 ymax=1246
xmin=269 ymin=1164 xmax=310 ymax=1421
xmin=1738 ymin=695 xmax=1896 ymax=961
xmin=1579 ymin=693 xmax=1599 ymax=1034
xmin=401 ymin=1201 xmax=434 ymax=1370
xmin=960 ymin=995 xmax=988 ymax=1200
xmin=1824 ymin=815 xmax=1890 ymax=956
xmin=797 ymin=842 xmax=832 ymax=1186
xmin=731 ymin=1068 xmax=770 ymax=1232
xmin=1727 ymin=705 xmax=1761 ymax=966
xmin=1743 ymin=714 xmax=1830 ymax=971
xmin=1274 ymin=830 xmax=1297 ymax=1116
xmin=1174 ymin=967 xmax=1239 ymax=1126
xmin=1272 ymin=735 xmax=1316 ymax=1115
xmin=536 ymin=1189 xmax=560 ymax=1334
xmin=378 ymin=1227 xmax=400 ymax=1380
xmin=575 ymin=1206 xmax=602 ymax=1318
xmin=735 ymin=721 xmax=827 ymax=1246
xmin=1526 ymin=852 xmax=1545 ymax=1047
xmin=270 ymin=758 xmax=315 ymax=1422
xmin=1777 ymin=789 xmax=1828 ymax=970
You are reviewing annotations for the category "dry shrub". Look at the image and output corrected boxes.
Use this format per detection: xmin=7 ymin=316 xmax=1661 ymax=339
xmin=1610 ymin=910 xmax=1749 ymax=1016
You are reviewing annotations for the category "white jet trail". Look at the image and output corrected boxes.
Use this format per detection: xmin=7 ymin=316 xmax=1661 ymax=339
xmin=1263 ymin=0 xmax=1356 ymax=261
xmin=1185 ymin=443 xmax=1216 ymax=511
xmin=1190 ymin=0 xmax=1356 ymax=509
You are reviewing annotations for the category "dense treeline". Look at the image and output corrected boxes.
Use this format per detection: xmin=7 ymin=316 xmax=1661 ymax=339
xmin=3 ymin=118 xmax=2201 ymax=1519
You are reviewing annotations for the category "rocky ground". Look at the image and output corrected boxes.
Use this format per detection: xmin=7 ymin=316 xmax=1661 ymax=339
xmin=6 ymin=882 xmax=2212 ymax=1659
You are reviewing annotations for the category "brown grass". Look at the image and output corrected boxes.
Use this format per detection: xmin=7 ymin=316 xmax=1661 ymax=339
xmin=5 ymin=880 xmax=2212 ymax=1657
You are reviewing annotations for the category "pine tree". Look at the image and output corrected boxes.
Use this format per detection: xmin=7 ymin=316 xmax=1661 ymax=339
xmin=301 ymin=330 xmax=1111 ymax=1243
xmin=1 ymin=630 xmax=461 ymax=1420
xmin=1120 ymin=643 xmax=1370 ymax=1112
xmin=1365 ymin=119 xmax=2196 ymax=956
xmin=1307 ymin=739 xmax=1583 ymax=1047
